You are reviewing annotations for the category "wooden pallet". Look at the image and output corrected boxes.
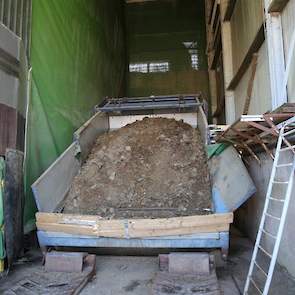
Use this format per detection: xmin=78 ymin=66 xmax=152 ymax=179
xmin=216 ymin=107 xmax=295 ymax=160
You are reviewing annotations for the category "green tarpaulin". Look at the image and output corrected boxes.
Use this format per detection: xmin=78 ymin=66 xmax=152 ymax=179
xmin=207 ymin=143 xmax=230 ymax=159
xmin=24 ymin=0 xmax=126 ymax=231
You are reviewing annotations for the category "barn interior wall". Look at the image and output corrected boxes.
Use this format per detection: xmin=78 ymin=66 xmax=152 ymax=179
xmin=223 ymin=0 xmax=295 ymax=277
xmin=230 ymin=0 xmax=264 ymax=76
xmin=236 ymin=151 xmax=295 ymax=277
xmin=234 ymin=42 xmax=272 ymax=119
xmin=126 ymin=0 xmax=209 ymax=98
xmin=282 ymin=0 xmax=295 ymax=101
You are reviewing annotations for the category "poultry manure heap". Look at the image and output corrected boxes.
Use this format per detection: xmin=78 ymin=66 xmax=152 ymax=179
xmin=64 ymin=117 xmax=212 ymax=219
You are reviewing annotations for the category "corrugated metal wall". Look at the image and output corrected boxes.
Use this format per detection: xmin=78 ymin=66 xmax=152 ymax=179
xmin=0 ymin=0 xmax=31 ymax=58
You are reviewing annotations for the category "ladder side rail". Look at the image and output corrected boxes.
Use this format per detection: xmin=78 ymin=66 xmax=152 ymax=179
xmin=263 ymin=155 xmax=295 ymax=294
xmin=243 ymin=127 xmax=284 ymax=294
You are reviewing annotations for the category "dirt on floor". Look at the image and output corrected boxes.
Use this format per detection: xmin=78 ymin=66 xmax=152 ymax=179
xmin=63 ymin=117 xmax=212 ymax=219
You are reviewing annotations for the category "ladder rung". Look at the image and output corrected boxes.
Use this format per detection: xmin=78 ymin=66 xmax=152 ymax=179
xmin=276 ymin=163 xmax=293 ymax=168
xmin=265 ymin=212 xmax=281 ymax=221
xmin=250 ymin=278 xmax=263 ymax=294
xmin=280 ymin=145 xmax=295 ymax=152
xmin=261 ymin=229 xmax=277 ymax=239
xmin=269 ymin=197 xmax=284 ymax=202
xmin=272 ymin=180 xmax=289 ymax=184
xmin=258 ymin=245 xmax=272 ymax=258
xmin=254 ymin=261 xmax=268 ymax=277
xmin=283 ymin=128 xmax=295 ymax=137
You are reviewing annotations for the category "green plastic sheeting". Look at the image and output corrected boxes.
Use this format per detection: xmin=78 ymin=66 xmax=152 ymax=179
xmin=207 ymin=143 xmax=230 ymax=159
xmin=126 ymin=0 xmax=209 ymax=97
xmin=0 ymin=157 xmax=5 ymax=261
xmin=24 ymin=0 xmax=126 ymax=231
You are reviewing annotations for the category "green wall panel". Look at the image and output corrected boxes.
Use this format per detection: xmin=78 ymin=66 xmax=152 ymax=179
xmin=24 ymin=0 xmax=126 ymax=230
xmin=126 ymin=0 xmax=209 ymax=97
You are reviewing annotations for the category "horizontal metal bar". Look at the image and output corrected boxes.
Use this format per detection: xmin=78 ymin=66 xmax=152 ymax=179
xmin=276 ymin=163 xmax=293 ymax=168
xmin=272 ymin=180 xmax=289 ymax=184
xmin=262 ymin=229 xmax=277 ymax=239
xmin=98 ymin=94 xmax=203 ymax=113
xmin=109 ymin=94 xmax=201 ymax=101
xmin=280 ymin=145 xmax=295 ymax=152
xmin=269 ymin=197 xmax=284 ymax=202
xmin=0 ymin=46 xmax=20 ymax=77
xmin=100 ymin=102 xmax=202 ymax=112
xmin=265 ymin=213 xmax=281 ymax=221
xmin=258 ymin=245 xmax=272 ymax=258
xmin=254 ymin=261 xmax=268 ymax=277
xmin=250 ymin=278 xmax=263 ymax=294
xmin=37 ymin=231 xmax=229 ymax=249
xmin=283 ymin=128 xmax=295 ymax=137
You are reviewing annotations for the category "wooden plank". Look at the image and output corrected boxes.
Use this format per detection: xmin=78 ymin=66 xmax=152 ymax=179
xmin=4 ymin=149 xmax=24 ymax=268
xmin=210 ymin=0 xmax=220 ymax=32
xmin=268 ymin=0 xmax=290 ymax=12
xmin=36 ymin=212 xmax=233 ymax=227
xmin=128 ymin=224 xmax=230 ymax=238
xmin=227 ymin=24 xmax=265 ymax=90
xmin=0 ymin=103 xmax=23 ymax=156
xmin=36 ymin=222 xmax=230 ymax=238
xmin=36 ymin=212 xmax=233 ymax=238
xmin=223 ymin=0 xmax=237 ymax=21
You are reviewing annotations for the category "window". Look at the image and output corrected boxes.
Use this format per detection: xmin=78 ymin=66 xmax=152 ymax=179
xmin=129 ymin=63 xmax=148 ymax=73
xmin=129 ymin=61 xmax=170 ymax=73
xmin=149 ymin=62 xmax=169 ymax=73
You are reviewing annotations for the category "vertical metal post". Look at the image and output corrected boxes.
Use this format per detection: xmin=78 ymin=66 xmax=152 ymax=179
xmin=0 ymin=0 xmax=4 ymax=24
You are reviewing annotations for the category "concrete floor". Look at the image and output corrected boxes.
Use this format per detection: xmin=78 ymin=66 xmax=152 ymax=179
xmin=1 ymin=230 xmax=295 ymax=294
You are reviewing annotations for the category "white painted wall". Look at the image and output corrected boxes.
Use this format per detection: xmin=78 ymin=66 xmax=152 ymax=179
xmin=237 ymin=151 xmax=295 ymax=277
xmin=234 ymin=43 xmax=272 ymax=119
xmin=282 ymin=0 xmax=295 ymax=102
xmin=228 ymin=0 xmax=295 ymax=278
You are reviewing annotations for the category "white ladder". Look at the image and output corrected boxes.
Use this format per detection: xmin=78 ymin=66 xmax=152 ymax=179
xmin=243 ymin=116 xmax=295 ymax=295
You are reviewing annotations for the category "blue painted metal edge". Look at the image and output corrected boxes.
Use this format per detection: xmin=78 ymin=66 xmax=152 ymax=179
xmin=37 ymin=231 xmax=229 ymax=252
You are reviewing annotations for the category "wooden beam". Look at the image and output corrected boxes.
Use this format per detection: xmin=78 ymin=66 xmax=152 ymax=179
xmin=268 ymin=0 xmax=290 ymax=12
xmin=243 ymin=54 xmax=259 ymax=115
xmin=227 ymin=25 xmax=265 ymax=90
xmin=246 ymin=121 xmax=278 ymax=136
xmin=36 ymin=212 xmax=233 ymax=238
xmin=223 ymin=0 xmax=237 ymax=21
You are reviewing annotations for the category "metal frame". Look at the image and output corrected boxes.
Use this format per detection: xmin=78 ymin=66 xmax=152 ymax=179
xmin=97 ymin=94 xmax=202 ymax=113
xmin=37 ymin=231 xmax=229 ymax=257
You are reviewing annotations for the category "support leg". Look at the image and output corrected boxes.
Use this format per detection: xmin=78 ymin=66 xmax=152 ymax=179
xmin=40 ymin=245 xmax=48 ymax=264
